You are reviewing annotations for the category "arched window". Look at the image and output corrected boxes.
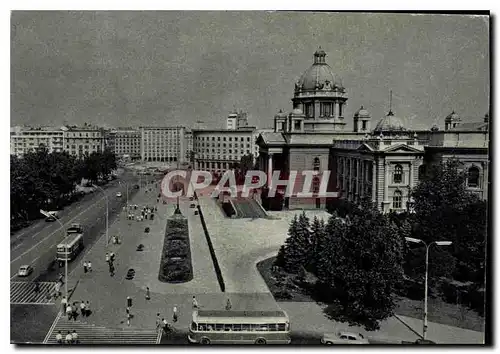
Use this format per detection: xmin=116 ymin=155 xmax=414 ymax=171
xmin=313 ymin=157 xmax=320 ymax=171
xmin=467 ymin=166 xmax=480 ymax=188
xmin=418 ymin=165 xmax=426 ymax=181
xmin=393 ymin=190 xmax=402 ymax=209
xmin=393 ymin=164 xmax=403 ymax=184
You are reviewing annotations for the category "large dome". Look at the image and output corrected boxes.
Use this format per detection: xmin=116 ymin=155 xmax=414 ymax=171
xmin=296 ymin=48 xmax=344 ymax=91
xmin=374 ymin=111 xmax=406 ymax=132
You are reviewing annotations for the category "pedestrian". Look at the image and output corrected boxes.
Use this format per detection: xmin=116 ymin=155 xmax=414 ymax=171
xmin=72 ymin=302 xmax=78 ymax=320
xmin=34 ymin=281 xmax=40 ymax=294
xmin=110 ymin=252 xmax=115 ymax=262
xmin=145 ymin=287 xmax=150 ymax=300
xmin=56 ymin=330 xmax=63 ymax=344
xmin=80 ymin=300 xmax=86 ymax=317
xmin=162 ymin=318 xmax=168 ymax=333
xmin=127 ymin=296 xmax=132 ymax=307
xmin=192 ymin=296 xmax=199 ymax=309
xmin=65 ymin=331 xmax=72 ymax=345
xmin=83 ymin=261 xmax=88 ymax=273
xmin=58 ymin=273 xmax=64 ymax=283
xmin=172 ymin=306 xmax=178 ymax=323
xmin=86 ymin=301 xmax=91 ymax=317
xmin=66 ymin=304 xmax=72 ymax=320
xmin=54 ymin=282 xmax=61 ymax=298
xmin=87 ymin=261 xmax=92 ymax=273
xmin=110 ymin=263 xmax=115 ymax=277
xmin=127 ymin=311 xmax=131 ymax=326
xmin=226 ymin=298 xmax=232 ymax=311
xmin=71 ymin=330 xmax=79 ymax=344
xmin=155 ymin=313 xmax=161 ymax=331
xmin=105 ymin=252 xmax=110 ymax=263
xmin=61 ymin=296 xmax=67 ymax=311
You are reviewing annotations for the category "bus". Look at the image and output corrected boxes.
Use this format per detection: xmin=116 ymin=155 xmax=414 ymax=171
xmin=188 ymin=310 xmax=291 ymax=345
xmin=57 ymin=232 xmax=84 ymax=262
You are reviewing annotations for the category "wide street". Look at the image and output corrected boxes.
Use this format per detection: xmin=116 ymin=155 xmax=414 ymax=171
xmin=10 ymin=168 xmax=161 ymax=343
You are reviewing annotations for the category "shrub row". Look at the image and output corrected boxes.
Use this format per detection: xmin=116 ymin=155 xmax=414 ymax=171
xmin=158 ymin=214 xmax=194 ymax=283
xmin=197 ymin=205 xmax=225 ymax=292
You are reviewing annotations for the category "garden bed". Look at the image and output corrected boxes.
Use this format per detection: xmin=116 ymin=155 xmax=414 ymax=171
xmin=158 ymin=211 xmax=193 ymax=283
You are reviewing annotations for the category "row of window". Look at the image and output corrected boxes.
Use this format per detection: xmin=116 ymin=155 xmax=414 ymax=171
xmin=192 ymin=323 xmax=287 ymax=332
xmin=196 ymin=137 xmax=252 ymax=142
xmin=66 ymin=132 xmax=101 ymax=138
xmin=196 ymin=143 xmax=253 ymax=148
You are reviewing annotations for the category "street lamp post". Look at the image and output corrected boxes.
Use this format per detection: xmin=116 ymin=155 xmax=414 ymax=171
xmin=405 ymin=237 xmax=452 ymax=340
xmin=93 ymin=185 xmax=109 ymax=246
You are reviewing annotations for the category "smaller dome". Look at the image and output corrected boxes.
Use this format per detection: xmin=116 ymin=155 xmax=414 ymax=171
xmin=275 ymin=109 xmax=287 ymax=119
xmin=374 ymin=110 xmax=406 ymax=132
xmin=445 ymin=110 xmax=460 ymax=121
xmin=354 ymin=106 xmax=370 ymax=118
xmin=292 ymin=108 xmax=304 ymax=116
xmin=314 ymin=47 xmax=326 ymax=57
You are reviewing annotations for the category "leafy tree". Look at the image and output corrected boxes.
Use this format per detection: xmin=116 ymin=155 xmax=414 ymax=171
xmin=410 ymin=159 xmax=486 ymax=283
xmin=319 ymin=210 xmax=405 ymax=331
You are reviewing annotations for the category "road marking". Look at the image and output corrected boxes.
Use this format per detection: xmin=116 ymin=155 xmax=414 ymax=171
xmin=11 ymin=281 xmax=57 ymax=304
xmin=10 ymin=196 xmax=107 ymax=265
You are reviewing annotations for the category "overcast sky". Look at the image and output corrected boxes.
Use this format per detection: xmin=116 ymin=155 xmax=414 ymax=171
xmin=11 ymin=11 xmax=489 ymax=130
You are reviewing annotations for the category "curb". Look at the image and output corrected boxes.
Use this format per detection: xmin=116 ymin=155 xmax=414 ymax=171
xmin=394 ymin=314 xmax=424 ymax=339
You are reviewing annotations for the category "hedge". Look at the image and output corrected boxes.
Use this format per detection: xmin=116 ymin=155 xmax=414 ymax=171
xmin=158 ymin=212 xmax=193 ymax=283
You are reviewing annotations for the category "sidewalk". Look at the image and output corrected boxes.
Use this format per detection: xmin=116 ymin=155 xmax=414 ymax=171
xmin=64 ymin=185 xmax=222 ymax=331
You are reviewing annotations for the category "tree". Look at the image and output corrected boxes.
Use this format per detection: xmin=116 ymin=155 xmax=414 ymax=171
xmin=411 ymin=159 xmax=486 ymax=283
xmin=280 ymin=213 xmax=312 ymax=273
xmin=238 ymin=153 xmax=254 ymax=176
xmin=307 ymin=216 xmax=325 ymax=273
xmin=319 ymin=210 xmax=405 ymax=330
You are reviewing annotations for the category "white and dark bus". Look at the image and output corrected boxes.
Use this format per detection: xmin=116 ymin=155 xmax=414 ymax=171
xmin=188 ymin=310 xmax=291 ymax=345
xmin=57 ymin=232 xmax=84 ymax=262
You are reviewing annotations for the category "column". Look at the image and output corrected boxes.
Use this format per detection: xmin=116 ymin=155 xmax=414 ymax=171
xmin=333 ymin=102 xmax=338 ymax=119
xmin=384 ymin=160 xmax=390 ymax=205
xmin=267 ymin=153 xmax=273 ymax=188
xmin=371 ymin=160 xmax=377 ymax=203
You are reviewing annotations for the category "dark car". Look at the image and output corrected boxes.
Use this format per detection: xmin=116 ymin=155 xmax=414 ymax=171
xmin=190 ymin=203 xmax=196 ymax=208
xmin=133 ymin=184 xmax=140 ymax=189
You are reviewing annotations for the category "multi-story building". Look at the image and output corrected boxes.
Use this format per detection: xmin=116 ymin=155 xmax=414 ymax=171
xmin=111 ymin=128 xmax=141 ymax=160
xmin=193 ymin=127 xmax=260 ymax=173
xmin=63 ymin=124 xmax=106 ymax=158
xmin=140 ymin=126 xmax=186 ymax=163
xmin=185 ymin=129 xmax=194 ymax=165
xmin=10 ymin=126 xmax=65 ymax=157
xmin=226 ymin=110 xmax=249 ymax=130
xmin=256 ymin=48 xmax=490 ymax=211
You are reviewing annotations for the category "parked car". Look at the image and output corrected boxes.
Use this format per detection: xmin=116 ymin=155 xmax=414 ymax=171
xmin=190 ymin=203 xmax=196 ymax=208
xmin=133 ymin=184 xmax=140 ymax=189
xmin=116 ymin=192 xmax=122 ymax=197
xmin=18 ymin=265 xmax=33 ymax=277
xmin=44 ymin=211 xmax=60 ymax=222
xmin=194 ymin=210 xmax=199 ymax=215
xmin=321 ymin=331 xmax=369 ymax=345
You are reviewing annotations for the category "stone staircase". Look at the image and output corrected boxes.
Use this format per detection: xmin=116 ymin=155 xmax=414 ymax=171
xmin=44 ymin=315 xmax=160 ymax=345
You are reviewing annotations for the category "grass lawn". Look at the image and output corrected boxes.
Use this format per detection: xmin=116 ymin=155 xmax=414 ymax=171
xmin=257 ymin=256 xmax=484 ymax=332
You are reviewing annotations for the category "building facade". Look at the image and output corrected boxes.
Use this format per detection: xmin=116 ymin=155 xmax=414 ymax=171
xmin=140 ymin=126 xmax=186 ymax=163
xmin=10 ymin=126 xmax=65 ymax=157
xmin=110 ymin=128 xmax=141 ymax=160
xmin=193 ymin=127 xmax=260 ymax=173
xmin=226 ymin=111 xmax=249 ymax=130
xmin=185 ymin=129 xmax=194 ymax=165
xmin=63 ymin=125 xmax=106 ymax=158
xmin=256 ymin=48 xmax=490 ymax=212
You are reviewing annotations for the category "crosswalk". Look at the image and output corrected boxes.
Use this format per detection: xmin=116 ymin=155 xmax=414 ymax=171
xmin=10 ymin=282 xmax=57 ymax=305
xmin=44 ymin=315 xmax=161 ymax=344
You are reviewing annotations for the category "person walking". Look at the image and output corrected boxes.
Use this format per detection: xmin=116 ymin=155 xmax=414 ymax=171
xmin=105 ymin=252 xmax=110 ymax=263
xmin=54 ymin=282 xmax=61 ymax=299
xmin=65 ymin=331 xmax=72 ymax=345
xmin=83 ymin=261 xmax=88 ymax=273
xmin=71 ymin=330 xmax=79 ymax=344
xmin=145 ymin=287 xmax=150 ymax=300
xmin=55 ymin=330 xmax=63 ymax=344
xmin=87 ymin=261 xmax=92 ymax=273
xmin=226 ymin=298 xmax=232 ymax=311
xmin=155 ymin=313 xmax=161 ymax=332
xmin=60 ymin=296 xmax=67 ymax=312
xmin=192 ymin=296 xmax=199 ymax=309
xmin=172 ymin=306 xmax=178 ymax=323
xmin=85 ymin=301 xmax=91 ymax=317
xmin=162 ymin=318 xmax=168 ymax=333
xmin=66 ymin=304 xmax=72 ymax=320
xmin=72 ymin=302 xmax=78 ymax=320
xmin=80 ymin=301 xmax=86 ymax=317
xmin=109 ymin=263 xmax=115 ymax=277
xmin=126 ymin=308 xmax=131 ymax=326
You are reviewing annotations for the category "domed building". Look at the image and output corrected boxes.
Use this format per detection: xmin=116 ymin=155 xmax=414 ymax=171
xmin=256 ymin=48 xmax=489 ymax=212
